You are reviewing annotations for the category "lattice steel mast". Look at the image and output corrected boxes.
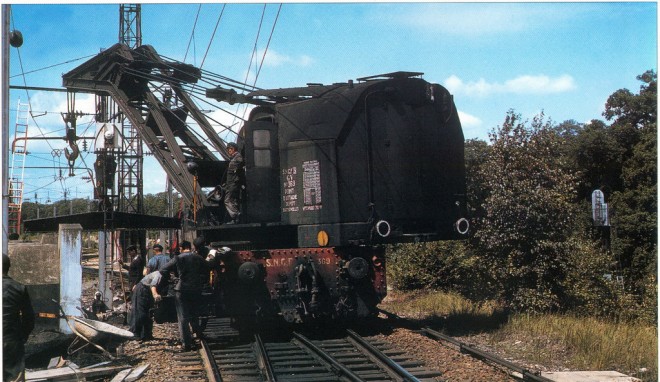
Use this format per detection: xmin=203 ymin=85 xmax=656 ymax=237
xmin=117 ymin=4 xmax=143 ymax=216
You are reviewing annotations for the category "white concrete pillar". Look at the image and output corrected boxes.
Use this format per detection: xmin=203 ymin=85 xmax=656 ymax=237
xmin=59 ymin=224 xmax=82 ymax=334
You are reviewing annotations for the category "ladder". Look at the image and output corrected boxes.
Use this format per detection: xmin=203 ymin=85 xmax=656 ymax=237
xmin=8 ymin=99 xmax=29 ymax=237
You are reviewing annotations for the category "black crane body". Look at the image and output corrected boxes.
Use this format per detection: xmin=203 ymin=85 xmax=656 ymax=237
xmin=29 ymin=43 xmax=469 ymax=325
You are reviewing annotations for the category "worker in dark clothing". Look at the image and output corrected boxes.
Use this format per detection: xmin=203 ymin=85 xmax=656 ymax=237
xmin=160 ymin=240 xmax=210 ymax=351
xmin=118 ymin=245 xmax=144 ymax=289
xmin=146 ymin=244 xmax=170 ymax=274
xmin=91 ymin=291 xmax=109 ymax=316
xmin=224 ymin=142 xmax=244 ymax=224
xmin=3 ymin=253 xmax=35 ymax=382
xmin=129 ymin=271 xmax=164 ymax=341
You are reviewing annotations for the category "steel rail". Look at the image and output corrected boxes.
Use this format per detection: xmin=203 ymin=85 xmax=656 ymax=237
xmin=199 ymin=338 xmax=222 ymax=382
xmin=421 ymin=327 xmax=555 ymax=382
xmin=292 ymin=332 xmax=364 ymax=382
xmin=253 ymin=334 xmax=277 ymax=382
xmin=346 ymin=329 xmax=420 ymax=382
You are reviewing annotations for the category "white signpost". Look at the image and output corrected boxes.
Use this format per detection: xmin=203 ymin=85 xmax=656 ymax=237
xmin=591 ymin=189 xmax=609 ymax=227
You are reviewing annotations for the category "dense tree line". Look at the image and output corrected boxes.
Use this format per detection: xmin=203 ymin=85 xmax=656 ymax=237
xmin=389 ymin=70 xmax=657 ymax=323
xmin=20 ymin=192 xmax=181 ymax=223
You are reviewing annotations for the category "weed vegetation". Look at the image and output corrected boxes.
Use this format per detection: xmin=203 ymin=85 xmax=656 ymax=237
xmin=381 ymin=290 xmax=657 ymax=382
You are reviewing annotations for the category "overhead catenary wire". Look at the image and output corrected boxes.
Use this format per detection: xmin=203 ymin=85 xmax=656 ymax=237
xmin=243 ymin=4 xmax=267 ymax=92
xmin=8 ymin=53 xmax=97 ymax=79
xmin=10 ymin=10 xmax=57 ymax=157
xmin=199 ymin=4 xmax=225 ymax=71
xmin=231 ymin=4 xmax=268 ymax=128
xmin=253 ymin=4 xmax=282 ymax=89
xmin=183 ymin=4 xmax=202 ymax=64
xmin=237 ymin=4 xmax=282 ymax=124
xmin=11 ymin=5 xmax=287 ymax=202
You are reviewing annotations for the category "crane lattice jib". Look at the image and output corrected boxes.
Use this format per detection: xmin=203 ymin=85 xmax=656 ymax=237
xmin=62 ymin=43 xmax=228 ymax=207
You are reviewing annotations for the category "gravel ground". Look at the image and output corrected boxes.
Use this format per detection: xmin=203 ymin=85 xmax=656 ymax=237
xmin=24 ymin=271 xmax=556 ymax=381
xmin=118 ymin=319 xmax=521 ymax=382
xmin=26 ymin=313 xmax=530 ymax=381
xmin=372 ymin=326 xmax=516 ymax=382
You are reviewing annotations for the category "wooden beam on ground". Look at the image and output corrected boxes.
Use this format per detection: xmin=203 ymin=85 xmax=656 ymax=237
xmin=109 ymin=368 xmax=133 ymax=382
xmin=26 ymin=365 xmax=130 ymax=381
xmin=124 ymin=363 xmax=150 ymax=382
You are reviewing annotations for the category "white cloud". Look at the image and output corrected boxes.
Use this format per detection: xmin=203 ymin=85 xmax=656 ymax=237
xmin=261 ymin=49 xmax=314 ymax=68
xmin=206 ymin=104 xmax=252 ymax=142
xmin=444 ymin=74 xmax=576 ymax=97
xmin=458 ymin=110 xmax=482 ymax=129
xmin=458 ymin=110 xmax=490 ymax=140
xmin=374 ymin=3 xmax=577 ymax=37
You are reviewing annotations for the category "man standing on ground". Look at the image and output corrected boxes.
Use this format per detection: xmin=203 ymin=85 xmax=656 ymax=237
xmin=3 ymin=253 xmax=35 ymax=382
xmin=160 ymin=240 xmax=209 ymax=351
xmin=130 ymin=270 xmax=164 ymax=341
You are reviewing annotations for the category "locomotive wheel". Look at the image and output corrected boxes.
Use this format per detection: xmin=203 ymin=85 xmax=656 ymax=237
xmin=347 ymin=257 xmax=369 ymax=280
xmin=238 ymin=261 xmax=261 ymax=284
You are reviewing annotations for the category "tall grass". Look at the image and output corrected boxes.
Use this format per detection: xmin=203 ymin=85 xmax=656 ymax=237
xmin=381 ymin=290 xmax=657 ymax=382
xmin=384 ymin=290 xmax=499 ymax=318
xmin=497 ymin=314 xmax=657 ymax=381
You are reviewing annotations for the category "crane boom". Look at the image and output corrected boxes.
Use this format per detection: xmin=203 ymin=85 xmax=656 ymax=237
xmin=62 ymin=43 xmax=227 ymax=207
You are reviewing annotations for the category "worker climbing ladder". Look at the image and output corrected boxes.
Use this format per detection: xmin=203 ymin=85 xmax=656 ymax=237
xmin=8 ymin=98 xmax=29 ymax=237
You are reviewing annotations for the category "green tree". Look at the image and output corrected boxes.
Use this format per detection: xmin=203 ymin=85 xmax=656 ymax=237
xmin=473 ymin=111 xmax=580 ymax=313
xmin=143 ymin=192 xmax=178 ymax=217
xmin=605 ymin=71 xmax=657 ymax=306
xmin=464 ymin=138 xmax=491 ymax=221
xmin=567 ymin=119 xmax=625 ymax=200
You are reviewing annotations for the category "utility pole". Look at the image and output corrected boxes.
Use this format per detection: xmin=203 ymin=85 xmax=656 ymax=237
xmin=2 ymin=5 xmax=10 ymax=254
xmin=3 ymin=5 xmax=23 ymax=251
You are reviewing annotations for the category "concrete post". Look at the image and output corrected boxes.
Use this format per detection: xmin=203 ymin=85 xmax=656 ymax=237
xmin=59 ymin=224 xmax=82 ymax=334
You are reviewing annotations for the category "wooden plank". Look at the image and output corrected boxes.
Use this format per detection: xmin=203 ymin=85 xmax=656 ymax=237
xmin=124 ymin=363 xmax=150 ymax=382
xmin=47 ymin=357 xmax=62 ymax=369
xmin=26 ymin=365 xmax=130 ymax=381
xmin=82 ymin=361 xmax=111 ymax=369
xmin=542 ymin=371 xmax=641 ymax=382
xmin=109 ymin=368 xmax=133 ymax=382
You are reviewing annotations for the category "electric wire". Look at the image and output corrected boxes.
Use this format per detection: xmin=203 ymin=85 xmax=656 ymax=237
xmin=199 ymin=4 xmax=225 ymax=71
xmin=184 ymin=4 xmax=202 ymax=63
xmin=240 ymin=4 xmax=282 ymax=123
xmin=231 ymin=4 xmax=267 ymax=128
xmin=11 ymin=6 xmax=278 ymax=202
xmin=9 ymin=9 xmax=71 ymax=201
xmin=243 ymin=4 xmax=267 ymax=93
xmin=253 ymin=4 xmax=281 ymax=89
xmin=8 ymin=54 xmax=97 ymax=79
xmin=119 ymin=63 xmax=248 ymax=130
xmin=10 ymin=11 xmax=56 ymax=157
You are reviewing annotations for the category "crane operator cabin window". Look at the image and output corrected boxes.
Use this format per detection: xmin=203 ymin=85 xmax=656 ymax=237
xmin=253 ymin=130 xmax=271 ymax=168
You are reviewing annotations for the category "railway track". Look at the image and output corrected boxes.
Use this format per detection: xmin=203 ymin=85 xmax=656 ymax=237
xmin=194 ymin=317 xmax=443 ymax=381
xmin=169 ymin=312 xmax=552 ymax=382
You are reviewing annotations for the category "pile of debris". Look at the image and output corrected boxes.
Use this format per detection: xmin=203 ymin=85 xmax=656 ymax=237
xmin=26 ymin=357 xmax=149 ymax=382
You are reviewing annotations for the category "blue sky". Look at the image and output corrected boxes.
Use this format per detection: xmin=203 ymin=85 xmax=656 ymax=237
xmin=6 ymin=2 xmax=657 ymax=200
